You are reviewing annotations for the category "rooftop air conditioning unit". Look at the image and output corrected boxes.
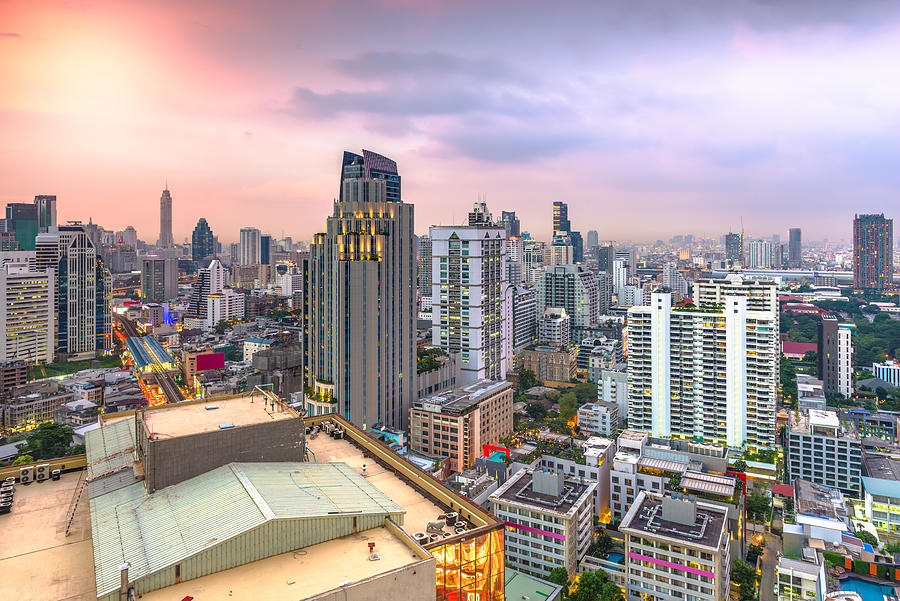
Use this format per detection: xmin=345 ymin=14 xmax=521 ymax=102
xmin=19 ymin=466 xmax=33 ymax=484
xmin=35 ymin=464 xmax=50 ymax=482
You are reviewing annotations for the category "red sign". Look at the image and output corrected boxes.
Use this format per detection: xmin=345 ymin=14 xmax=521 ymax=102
xmin=196 ymin=352 xmax=225 ymax=371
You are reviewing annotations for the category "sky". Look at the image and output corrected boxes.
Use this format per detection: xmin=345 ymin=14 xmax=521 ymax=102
xmin=1 ymin=0 xmax=899 ymax=244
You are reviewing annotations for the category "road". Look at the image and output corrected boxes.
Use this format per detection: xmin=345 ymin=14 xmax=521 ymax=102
xmin=759 ymin=532 xmax=782 ymax=601
xmin=114 ymin=313 xmax=185 ymax=404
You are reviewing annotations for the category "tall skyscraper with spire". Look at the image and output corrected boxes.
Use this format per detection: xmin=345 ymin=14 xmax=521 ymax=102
xmin=306 ymin=150 xmax=415 ymax=430
xmin=157 ymin=186 xmax=173 ymax=248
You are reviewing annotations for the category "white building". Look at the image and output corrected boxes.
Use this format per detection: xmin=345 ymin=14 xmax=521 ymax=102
xmin=621 ymin=492 xmax=731 ymax=601
xmin=594 ymin=365 xmax=628 ymax=418
xmin=280 ymin=272 xmax=303 ymax=297
xmin=490 ymin=469 xmax=596 ymax=577
xmin=577 ymin=401 xmax=619 ymax=437
xmin=837 ymin=323 xmax=854 ymax=397
xmin=0 ymin=259 xmax=55 ymax=363
xmin=207 ymin=289 xmax=245 ymax=327
xmin=523 ymin=240 xmax=547 ymax=284
xmin=662 ymin=261 xmax=689 ymax=296
xmin=512 ymin=285 xmax=537 ymax=370
xmin=873 ymin=361 xmax=900 ymax=387
xmin=239 ymin=227 xmax=261 ymax=266
xmin=243 ymin=338 xmax=274 ymax=362
xmin=538 ymin=307 xmax=570 ymax=348
xmin=431 ymin=224 xmax=511 ymax=384
xmin=531 ymin=437 xmax=614 ymax=520
xmin=627 ymin=277 xmax=779 ymax=448
xmin=748 ymin=239 xmax=774 ymax=269
xmin=787 ymin=409 xmax=861 ymax=497
xmin=776 ymin=556 xmax=826 ymax=601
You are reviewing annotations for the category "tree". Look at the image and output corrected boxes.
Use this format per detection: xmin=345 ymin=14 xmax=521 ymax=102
xmin=732 ymin=559 xmax=757 ymax=601
xmin=803 ymin=350 xmax=818 ymax=364
xmin=23 ymin=422 xmax=75 ymax=460
xmin=747 ymin=491 xmax=771 ymax=522
xmin=855 ymin=530 xmax=878 ymax=546
xmin=12 ymin=454 xmax=33 ymax=465
xmin=547 ymin=567 xmax=570 ymax=587
xmin=526 ymin=402 xmax=548 ymax=420
xmin=732 ymin=459 xmax=747 ymax=473
xmin=558 ymin=391 xmax=578 ymax=421
xmin=518 ymin=369 xmax=540 ymax=391
xmin=572 ymin=570 xmax=624 ymax=601
xmin=214 ymin=320 xmax=229 ymax=335
xmin=667 ymin=473 xmax=682 ymax=491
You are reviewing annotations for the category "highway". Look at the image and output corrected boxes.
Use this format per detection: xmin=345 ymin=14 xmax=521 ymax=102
xmin=114 ymin=313 xmax=185 ymax=404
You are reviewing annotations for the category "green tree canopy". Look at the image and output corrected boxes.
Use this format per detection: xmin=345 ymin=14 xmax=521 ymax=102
xmin=12 ymin=454 xmax=34 ymax=465
xmin=23 ymin=422 xmax=75 ymax=460
xmin=855 ymin=530 xmax=878 ymax=546
xmin=526 ymin=402 xmax=548 ymax=420
xmin=547 ymin=567 xmax=570 ymax=587
xmin=518 ymin=369 xmax=541 ymax=391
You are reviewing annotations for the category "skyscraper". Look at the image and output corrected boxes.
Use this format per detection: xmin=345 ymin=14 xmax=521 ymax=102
xmin=431 ymin=220 xmax=510 ymax=384
xmin=239 ymin=227 xmax=261 ymax=265
xmin=788 ymin=228 xmax=802 ymax=268
xmin=536 ymin=264 xmax=601 ymax=333
xmin=260 ymin=234 xmax=271 ymax=265
xmin=416 ymin=235 xmax=432 ymax=301
xmin=191 ymin=218 xmax=215 ymax=261
xmin=339 ymin=149 xmax=401 ymax=202
xmin=187 ymin=259 xmax=226 ymax=325
xmin=140 ymin=255 xmax=178 ymax=302
xmin=627 ymin=276 xmax=778 ymax=447
xmin=748 ymin=239 xmax=774 ymax=269
xmin=853 ymin=214 xmax=893 ymax=291
xmin=724 ymin=232 xmax=742 ymax=265
xmin=586 ymin=230 xmax=599 ymax=252
xmin=307 ymin=157 xmax=415 ymax=430
xmin=501 ymin=211 xmax=521 ymax=238
xmin=5 ymin=203 xmax=37 ymax=251
xmin=157 ymin=187 xmax=173 ymax=248
xmin=0 ymin=257 xmax=55 ymax=363
xmin=597 ymin=244 xmax=615 ymax=273
xmin=552 ymin=201 xmax=570 ymax=232
xmin=34 ymin=195 xmax=57 ymax=232
xmin=35 ymin=225 xmax=108 ymax=360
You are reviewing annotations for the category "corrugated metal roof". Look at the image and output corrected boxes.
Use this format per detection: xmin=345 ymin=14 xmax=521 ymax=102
xmin=90 ymin=461 xmax=404 ymax=598
xmin=85 ymin=418 xmax=136 ymax=479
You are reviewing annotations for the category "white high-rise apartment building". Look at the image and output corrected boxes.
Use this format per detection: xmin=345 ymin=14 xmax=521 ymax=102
xmin=523 ymin=240 xmax=547 ymax=284
xmin=0 ymin=258 xmax=54 ymax=363
xmin=748 ymin=239 xmax=774 ymax=269
xmin=280 ymin=272 xmax=303 ymax=297
xmin=239 ymin=227 xmax=261 ymax=266
xmin=662 ymin=261 xmax=689 ymax=296
xmin=612 ymin=259 xmax=629 ymax=299
xmin=207 ymin=289 xmax=245 ymax=326
xmin=837 ymin=324 xmax=854 ymax=397
xmin=627 ymin=276 xmax=779 ymax=448
xmin=431 ymin=223 xmax=511 ymax=384
xmin=512 ymin=284 xmax=537 ymax=370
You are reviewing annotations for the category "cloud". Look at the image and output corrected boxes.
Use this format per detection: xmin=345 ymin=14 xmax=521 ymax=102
xmin=332 ymin=50 xmax=534 ymax=86
xmin=0 ymin=33 xmax=22 ymax=38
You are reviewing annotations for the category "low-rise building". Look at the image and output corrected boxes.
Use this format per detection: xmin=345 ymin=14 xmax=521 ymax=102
xmin=242 ymin=337 xmax=274 ymax=361
xmin=533 ymin=436 xmax=615 ymax=520
xmin=520 ymin=345 xmax=578 ymax=383
xmin=0 ymin=361 xmax=27 ymax=398
xmin=417 ymin=351 xmax=460 ymax=400
xmin=794 ymin=478 xmax=852 ymax=544
xmin=0 ymin=382 xmax=74 ymax=432
xmin=862 ymin=455 xmax=900 ymax=534
xmin=621 ymin=492 xmax=731 ymax=601
xmin=410 ymin=379 xmax=513 ymax=472
xmin=490 ymin=469 xmax=596 ymax=577
xmin=577 ymin=401 xmax=619 ymax=437
xmin=776 ymin=553 xmax=826 ymax=601
xmin=786 ymin=409 xmax=862 ymax=497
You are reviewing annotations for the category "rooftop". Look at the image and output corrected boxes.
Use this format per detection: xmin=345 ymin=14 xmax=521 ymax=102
xmin=795 ymin=478 xmax=850 ymax=522
xmin=90 ymin=462 xmax=404 ymax=599
xmin=777 ymin=556 xmax=822 ymax=577
xmin=414 ymin=379 xmax=512 ymax=415
xmin=504 ymin=569 xmax=564 ymax=601
xmin=0 ymin=470 xmax=97 ymax=601
xmin=620 ymin=492 xmax=727 ymax=550
xmin=141 ymin=394 xmax=296 ymax=438
xmin=491 ymin=469 xmax=595 ymax=516
xmin=139 ymin=525 xmax=430 ymax=601
xmin=788 ymin=409 xmax=857 ymax=439
xmin=864 ymin=455 xmax=900 ymax=481
xmin=681 ymin=471 xmax=737 ymax=499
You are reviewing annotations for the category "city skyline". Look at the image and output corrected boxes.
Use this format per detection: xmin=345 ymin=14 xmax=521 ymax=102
xmin=3 ymin=1 xmax=900 ymax=241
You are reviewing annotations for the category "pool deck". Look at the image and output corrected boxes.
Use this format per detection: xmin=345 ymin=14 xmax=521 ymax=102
xmin=838 ymin=573 xmax=900 ymax=599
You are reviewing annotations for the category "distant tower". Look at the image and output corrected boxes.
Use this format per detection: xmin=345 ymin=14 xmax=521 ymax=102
xmin=158 ymin=187 xmax=173 ymax=248
xmin=788 ymin=228 xmax=802 ymax=268
xmin=34 ymin=195 xmax=57 ymax=232
xmin=854 ymin=214 xmax=894 ymax=291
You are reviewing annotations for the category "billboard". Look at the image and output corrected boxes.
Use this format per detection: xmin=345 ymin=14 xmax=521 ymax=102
xmin=196 ymin=352 xmax=225 ymax=372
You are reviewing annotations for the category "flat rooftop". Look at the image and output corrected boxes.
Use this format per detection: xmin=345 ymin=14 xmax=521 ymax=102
xmin=681 ymin=471 xmax=737 ymax=499
xmin=140 ymin=525 xmax=429 ymax=601
xmin=305 ymin=427 xmax=448 ymax=536
xmin=141 ymin=394 xmax=296 ymax=437
xmin=493 ymin=470 xmax=592 ymax=515
xmin=415 ymin=379 xmax=511 ymax=414
xmin=795 ymin=478 xmax=850 ymax=521
xmin=865 ymin=455 xmax=900 ymax=481
xmin=789 ymin=409 xmax=858 ymax=439
xmin=622 ymin=493 xmax=727 ymax=550
xmin=0 ymin=471 xmax=96 ymax=601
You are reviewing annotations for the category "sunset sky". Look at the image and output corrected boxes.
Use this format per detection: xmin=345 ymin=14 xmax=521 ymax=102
xmin=1 ymin=0 xmax=898 ymax=243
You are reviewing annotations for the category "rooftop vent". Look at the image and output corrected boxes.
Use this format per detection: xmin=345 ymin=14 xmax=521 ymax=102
xmin=205 ymin=404 xmax=219 ymax=410
xmin=218 ymin=423 xmax=234 ymax=430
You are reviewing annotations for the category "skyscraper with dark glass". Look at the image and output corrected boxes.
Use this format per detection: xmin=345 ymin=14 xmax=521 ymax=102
xmin=339 ymin=150 xmax=401 ymax=202
xmin=501 ymin=211 xmax=521 ymax=238
xmin=551 ymin=201 xmax=583 ymax=262
xmin=788 ymin=228 xmax=802 ymax=268
xmin=308 ymin=151 xmax=415 ymax=430
xmin=725 ymin=232 xmax=742 ymax=265
xmin=260 ymin=235 xmax=271 ymax=265
xmin=853 ymin=214 xmax=893 ymax=291
xmin=191 ymin=218 xmax=215 ymax=261
xmin=5 ymin=203 xmax=37 ymax=251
